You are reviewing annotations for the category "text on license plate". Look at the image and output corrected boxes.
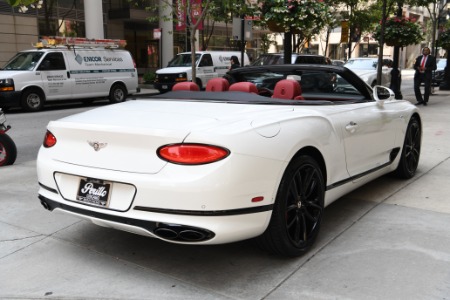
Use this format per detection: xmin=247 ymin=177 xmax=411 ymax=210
xmin=76 ymin=178 xmax=111 ymax=207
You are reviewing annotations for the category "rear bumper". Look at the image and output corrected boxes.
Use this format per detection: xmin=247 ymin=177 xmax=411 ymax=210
xmin=38 ymin=191 xmax=272 ymax=244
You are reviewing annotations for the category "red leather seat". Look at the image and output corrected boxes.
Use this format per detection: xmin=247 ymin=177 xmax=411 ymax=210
xmin=272 ymin=79 xmax=304 ymax=100
xmin=229 ymin=82 xmax=258 ymax=93
xmin=172 ymin=82 xmax=200 ymax=91
xmin=206 ymin=78 xmax=230 ymax=92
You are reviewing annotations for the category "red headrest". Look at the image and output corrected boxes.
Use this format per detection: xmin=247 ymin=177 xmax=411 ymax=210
xmin=172 ymin=82 xmax=200 ymax=91
xmin=229 ymin=82 xmax=258 ymax=93
xmin=206 ymin=78 xmax=230 ymax=92
xmin=272 ymin=80 xmax=302 ymax=99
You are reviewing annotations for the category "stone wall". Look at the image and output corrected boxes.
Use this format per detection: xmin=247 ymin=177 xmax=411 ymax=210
xmin=0 ymin=14 xmax=38 ymax=66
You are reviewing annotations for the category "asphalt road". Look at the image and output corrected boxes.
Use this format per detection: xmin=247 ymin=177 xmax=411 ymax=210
xmin=1 ymin=73 xmax=450 ymax=299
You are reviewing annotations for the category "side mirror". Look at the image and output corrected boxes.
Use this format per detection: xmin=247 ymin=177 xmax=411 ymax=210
xmin=373 ymin=85 xmax=395 ymax=104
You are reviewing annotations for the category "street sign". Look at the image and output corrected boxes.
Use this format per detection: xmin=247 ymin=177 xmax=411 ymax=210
xmin=153 ymin=28 xmax=161 ymax=40
xmin=232 ymin=18 xmax=253 ymax=41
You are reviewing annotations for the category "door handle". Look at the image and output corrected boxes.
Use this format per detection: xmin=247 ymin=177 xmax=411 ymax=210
xmin=345 ymin=121 xmax=358 ymax=133
xmin=67 ymin=71 xmax=70 ymax=78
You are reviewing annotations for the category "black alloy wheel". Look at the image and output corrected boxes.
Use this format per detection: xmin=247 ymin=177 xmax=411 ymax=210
xmin=395 ymin=116 xmax=421 ymax=179
xmin=257 ymin=155 xmax=325 ymax=257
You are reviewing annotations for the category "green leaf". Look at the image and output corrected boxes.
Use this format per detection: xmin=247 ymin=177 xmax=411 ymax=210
xmin=6 ymin=0 xmax=21 ymax=6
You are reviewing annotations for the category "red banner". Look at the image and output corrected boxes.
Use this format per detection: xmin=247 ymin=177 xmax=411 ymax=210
xmin=175 ymin=0 xmax=203 ymax=31
xmin=176 ymin=0 xmax=186 ymax=31
xmin=190 ymin=0 xmax=203 ymax=30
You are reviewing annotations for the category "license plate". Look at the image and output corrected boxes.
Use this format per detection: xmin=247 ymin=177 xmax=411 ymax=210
xmin=76 ymin=178 xmax=111 ymax=207
xmin=162 ymin=85 xmax=168 ymax=89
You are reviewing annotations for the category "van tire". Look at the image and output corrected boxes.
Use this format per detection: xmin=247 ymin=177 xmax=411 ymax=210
xmin=109 ymin=84 xmax=127 ymax=103
xmin=21 ymin=88 xmax=45 ymax=112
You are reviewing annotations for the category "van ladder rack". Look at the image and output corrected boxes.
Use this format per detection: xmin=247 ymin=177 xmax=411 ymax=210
xmin=33 ymin=37 xmax=127 ymax=49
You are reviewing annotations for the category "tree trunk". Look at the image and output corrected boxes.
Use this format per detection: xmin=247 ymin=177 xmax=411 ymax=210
xmin=190 ymin=25 xmax=197 ymax=85
xmin=284 ymin=31 xmax=292 ymax=64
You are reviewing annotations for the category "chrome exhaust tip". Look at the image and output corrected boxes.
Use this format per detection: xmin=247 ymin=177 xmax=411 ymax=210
xmin=40 ymin=199 xmax=51 ymax=210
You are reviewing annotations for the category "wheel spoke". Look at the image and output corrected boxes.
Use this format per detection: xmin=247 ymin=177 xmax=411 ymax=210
xmin=286 ymin=204 xmax=297 ymax=228
xmin=293 ymin=215 xmax=302 ymax=242
xmin=288 ymin=173 xmax=301 ymax=201
xmin=301 ymin=167 xmax=316 ymax=198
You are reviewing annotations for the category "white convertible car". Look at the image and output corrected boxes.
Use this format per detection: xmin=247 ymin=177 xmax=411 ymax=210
xmin=37 ymin=64 xmax=421 ymax=257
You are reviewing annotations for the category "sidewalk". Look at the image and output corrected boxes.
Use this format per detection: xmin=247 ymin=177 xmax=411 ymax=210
xmin=135 ymin=83 xmax=160 ymax=96
xmin=401 ymin=68 xmax=450 ymax=100
xmin=1 ymin=74 xmax=449 ymax=299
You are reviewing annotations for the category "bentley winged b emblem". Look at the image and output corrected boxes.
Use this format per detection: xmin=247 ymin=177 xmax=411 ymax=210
xmin=88 ymin=141 xmax=108 ymax=152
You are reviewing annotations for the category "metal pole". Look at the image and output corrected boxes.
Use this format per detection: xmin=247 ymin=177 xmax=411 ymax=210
xmin=160 ymin=30 xmax=163 ymax=69
xmin=241 ymin=14 xmax=245 ymax=67
xmin=376 ymin=0 xmax=387 ymax=86
xmin=390 ymin=1 xmax=403 ymax=99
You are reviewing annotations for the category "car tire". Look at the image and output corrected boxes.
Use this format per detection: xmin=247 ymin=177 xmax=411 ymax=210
xmin=395 ymin=116 xmax=421 ymax=179
xmin=109 ymin=84 xmax=127 ymax=104
xmin=0 ymin=133 xmax=17 ymax=166
xmin=257 ymin=155 xmax=325 ymax=257
xmin=21 ymin=88 xmax=45 ymax=112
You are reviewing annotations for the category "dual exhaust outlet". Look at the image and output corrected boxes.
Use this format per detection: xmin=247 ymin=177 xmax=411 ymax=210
xmin=154 ymin=223 xmax=215 ymax=242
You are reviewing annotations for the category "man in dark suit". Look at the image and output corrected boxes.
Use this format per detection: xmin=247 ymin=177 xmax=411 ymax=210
xmin=413 ymin=47 xmax=437 ymax=106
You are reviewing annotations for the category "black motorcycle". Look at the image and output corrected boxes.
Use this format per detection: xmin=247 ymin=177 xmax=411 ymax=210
xmin=0 ymin=109 xmax=17 ymax=166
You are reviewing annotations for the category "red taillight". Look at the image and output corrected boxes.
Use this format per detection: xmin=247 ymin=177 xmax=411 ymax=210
xmin=158 ymin=143 xmax=229 ymax=165
xmin=43 ymin=130 xmax=57 ymax=148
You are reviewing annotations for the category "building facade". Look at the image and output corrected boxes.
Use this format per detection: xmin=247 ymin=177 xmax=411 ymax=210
xmin=0 ymin=0 xmax=444 ymax=73
xmin=0 ymin=0 xmax=269 ymax=76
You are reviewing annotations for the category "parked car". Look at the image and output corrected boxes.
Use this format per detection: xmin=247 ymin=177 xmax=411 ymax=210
xmin=37 ymin=64 xmax=421 ymax=257
xmin=0 ymin=37 xmax=139 ymax=112
xmin=432 ymin=58 xmax=447 ymax=86
xmin=251 ymin=53 xmax=328 ymax=66
xmin=154 ymin=51 xmax=250 ymax=93
xmin=331 ymin=59 xmax=346 ymax=66
xmin=344 ymin=57 xmax=393 ymax=87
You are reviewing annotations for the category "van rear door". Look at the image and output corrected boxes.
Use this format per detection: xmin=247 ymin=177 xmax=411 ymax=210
xmin=38 ymin=52 xmax=72 ymax=100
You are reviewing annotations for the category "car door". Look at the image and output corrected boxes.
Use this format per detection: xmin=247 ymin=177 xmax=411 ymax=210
xmin=338 ymin=101 xmax=400 ymax=180
xmin=38 ymin=52 xmax=72 ymax=100
xmin=197 ymin=54 xmax=216 ymax=86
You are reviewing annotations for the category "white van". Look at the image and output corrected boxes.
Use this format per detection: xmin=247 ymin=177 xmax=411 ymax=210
xmin=154 ymin=51 xmax=249 ymax=93
xmin=0 ymin=38 xmax=138 ymax=112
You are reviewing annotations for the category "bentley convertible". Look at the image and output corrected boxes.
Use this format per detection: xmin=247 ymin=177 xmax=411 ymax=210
xmin=37 ymin=64 xmax=422 ymax=257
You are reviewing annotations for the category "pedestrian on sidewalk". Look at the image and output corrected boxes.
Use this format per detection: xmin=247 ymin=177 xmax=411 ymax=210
xmin=413 ymin=47 xmax=437 ymax=106
xmin=229 ymin=56 xmax=240 ymax=70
